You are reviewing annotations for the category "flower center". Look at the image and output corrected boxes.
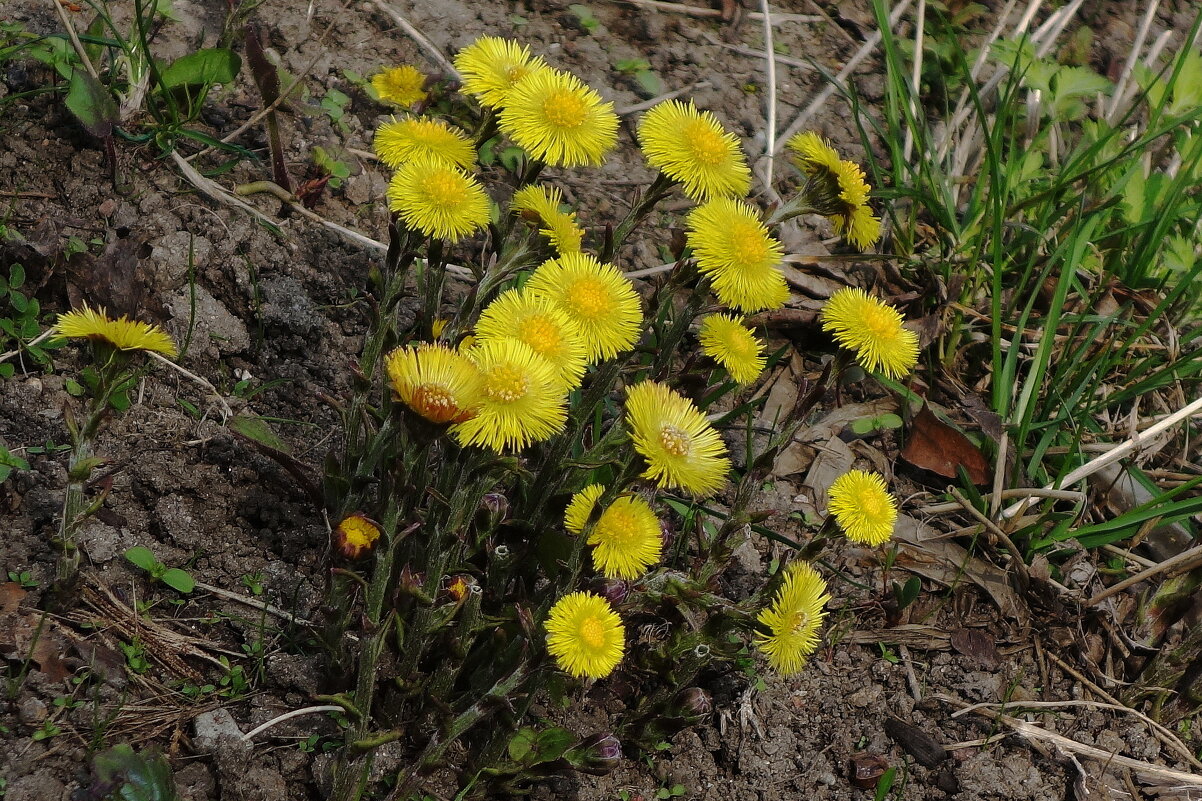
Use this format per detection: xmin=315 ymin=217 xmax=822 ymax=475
xmin=659 ymin=425 xmax=691 ymax=457
xmin=566 ymin=278 xmax=609 ymax=318
xmin=857 ymin=490 xmax=888 ymax=521
xmin=597 ymin=507 xmax=638 ymax=546
xmin=542 ymin=89 xmax=588 ymax=129
xmin=412 ymin=383 xmax=459 ymax=423
xmin=682 ymin=120 xmax=726 ymax=166
xmin=423 ymin=170 xmax=466 ymax=207
xmin=484 ymin=364 xmax=530 ymax=403
xmin=784 ymin=609 xmax=810 ymax=635
xmin=724 ymin=332 xmax=757 ymax=360
xmin=504 ymin=63 xmax=530 ymax=84
xmin=859 ymin=306 xmax=898 ymax=341
xmin=519 ymin=314 xmax=563 ymax=357
xmin=727 ymin=221 xmax=769 ymax=265
xmin=579 ymin=617 xmax=607 ymax=650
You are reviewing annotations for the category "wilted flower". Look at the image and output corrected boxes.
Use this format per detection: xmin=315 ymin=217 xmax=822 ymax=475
xmin=57 ymin=304 xmax=178 ymax=358
xmin=334 ymin=514 xmax=382 ymax=559
xmin=826 ymin=469 xmax=898 ymax=546
xmin=786 ymin=131 xmax=880 ymax=249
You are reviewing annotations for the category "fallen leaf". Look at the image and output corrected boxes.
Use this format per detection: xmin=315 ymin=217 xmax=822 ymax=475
xmin=884 ymin=717 xmax=949 ymax=767
xmin=66 ymin=228 xmax=163 ymax=319
xmin=949 ymin=627 xmax=1001 ymax=670
xmin=901 ymin=403 xmax=990 ymax=485
xmin=0 ymin=581 xmax=26 ymax=615
xmin=849 ymin=752 xmax=890 ymax=789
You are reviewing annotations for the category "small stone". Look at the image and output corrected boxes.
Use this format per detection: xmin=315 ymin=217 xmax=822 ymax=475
xmin=18 ymin=696 xmax=48 ymax=725
xmin=192 ymin=707 xmax=244 ymax=751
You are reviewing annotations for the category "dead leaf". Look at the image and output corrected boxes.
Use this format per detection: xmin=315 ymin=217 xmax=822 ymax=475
xmin=66 ymin=228 xmax=163 ymax=319
xmin=850 ymin=753 xmax=890 ymax=789
xmin=805 ymin=436 xmax=856 ymax=509
xmin=0 ymin=582 xmax=26 ymax=615
xmin=949 ymin=627 xmax=1001 ymax=670
xmin=901 ymin=403 xmax=990 ymax=485
xmin=884 ymin=717 xmax=949 ymax=767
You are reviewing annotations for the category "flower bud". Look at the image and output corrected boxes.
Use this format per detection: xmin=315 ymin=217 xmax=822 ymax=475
xmin=569 ymin=732 xmax=623 ymax=776
xmin=659 ymin=518 xmax=675 ymax=551
xmin=669 ymin=687 xmax=712 ymax=723
xmin=446 ymin=574 xmax=475 ymax=604
xmin=591 ymin=578 xmax=629 ymax=606
xmin=475 ymin=493 xmax=509 ymax=532
xmin=334 ymin=514 xmax=381 ymax=560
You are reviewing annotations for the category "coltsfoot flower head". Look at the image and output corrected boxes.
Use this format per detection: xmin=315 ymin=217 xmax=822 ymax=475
xmin=687 ymin=198 xmax=789 ymax=312
xmin=698 ymin=314 xmax=766 ymax=384
xmin=565 ymin=483 xmax=607 ymax=534
xmin=827 ymin=469 xmax=898 ymax=546
xmin=335 ymin=514 xmax=382 ymax=560
xmin=637 ymin=99 xmax=751 ymax=201
xmin=755 ymin=561 xmax=830 ymax=675
xmin=387 ymin=157 xmax=490 ymax=242
xmin=821 ymin=287 xmax=919 ymax=379
xmin=385 ymin=343 xmax=481 ymax=424
xmin=454 ymin=36 xmax=549 ymax=109
xmin=625 ymin=381 xmax=731 ymax=497
xmin=475 ymin=289 xmax=588 ymax=390
xmin=498 ymin=68 xmax=619 ymax=167
xmin=371 ymin=65 xmax=427 ymax=107
xmin=588 ymin=495 xmax=663 ymax=580
xmin=452 ymin=337 xmax=567 ymax=451
xmin=373 ymin=116 xmax=476 ymax=170
xmin=524 ymin=252 xmax=641 ymax=362
xmin=512 ymin=184 xmax=584 ymax=254
xmin=57 ymin=304 xmax=178 ymax=358
xmin=545 ymin=591 xmax=625 ymax=679
xmin=787 ymin=131 xmax=880 ymax=249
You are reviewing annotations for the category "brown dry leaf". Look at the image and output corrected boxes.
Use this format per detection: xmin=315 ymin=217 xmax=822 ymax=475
xmin=30 ymin=625 xmax=74 ymax=683
xmin=0 ymin=581 xmax=26 ymax=615
xmin=66 ymin=228 xmax=163 ymax=319
xmin=804 ymin=436 xmax=856 ymax=509
xmin=949 ymin=627 xmax=1001 ymax=670
xmin=901 ymin=403 xmax=990 ymax=485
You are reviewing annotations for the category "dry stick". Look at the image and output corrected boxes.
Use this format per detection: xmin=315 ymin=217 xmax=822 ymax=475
xmin=948 ymin=487 xmax=1032 ymax=587
xmin=773 ymin=0 xmax=914 ymax=154
xmin=606 ymin=0 xmax=818 ymax=24
xmin=1086 ymin=542 xmax=1202 ymax=608
xmin=241 ymin=705 xmax=344 ymax=742
xmin=757 ymin=0 xmax=779 ymax=195
xmin=702 ymin=34 xmax=815 ymax=72
xmin=146 ymin=351 xmax=235 ymax=422
xmin=370 ymin=0 xmax=459 ymax=79
xmin=923 ymin=487 xmax=1084 ymax=515
xmin=1001 ymin=392 xmax=1202 ymax=520
xmin=615 ymin=81 xmax=712 ymax=116
xmin=0 ymin=327 xmax=57 ymax=364
xmin=936 ymin=693 xmax=1202 ymax=785
xmin=1105 ymin=0 xmax=1161 ymax=122
xmin=1043 ymin=649 xmax=1202 ymax=771
xmin=193 ymin=580 xmax=314 ymax=626
xmin=902 ymin=0 xmax=926 ymax=164
xmin=48 ymin=0 xmax=101 ymax=82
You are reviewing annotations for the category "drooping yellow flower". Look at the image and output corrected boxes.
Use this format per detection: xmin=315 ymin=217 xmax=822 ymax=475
xmin=452 ymin=337 xmax=567 ymax=451
xmin=564 ymin=483 xmax=606 ymax=534
xmin=826 ymin=469 xmax=898 ymax=546
xmin=524 ymin=252 xmax=641 ymax=362
xmin=787 ymin=131 xmax=880 ymax=250
xmin=385 ymin=343 xmax=481 ymax=424
xmin=334 ymin=514 xmax=382 ymax=560
xmin=475 ymin=289 xmax=588 ymax=390
xmin=512 ymin=184 xmax=584 ymax=254
xmin=698 ymin=314 xmax=766 ymax=385
xmin=755 ymin=562 xmax=830 ymax=675
xmin=454 ymin=36 xmax=549 ymax=109
xmin=57 ymin=304 xmax=178 ymax=358
xmin=373 ymin=116 xmax=476 ymax=170
xmin=637 ymin=99 xmax=751 ymax=201
xmin=498 ymin=68 xmax=619 ymax=167
xmin=820 ymin=287 xmax=919 ymax=379
xmin=387 ymin=157 xmax=490 ymax=243
xmin=545 ymin=591 xmax=625 ymax=679
xmin=686 ymin=198 xmax=789 ymax=312
xmin=371 ymin=65 xmax=427 ymax=107
xmin=624 ymin=381 xmax=731 ymax=497
xmin=588 ymin=495 xmax=662 ymax=580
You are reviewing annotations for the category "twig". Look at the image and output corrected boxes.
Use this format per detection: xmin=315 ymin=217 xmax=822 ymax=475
xmin=146 ymin=351 xmax=235 ymax=422
xmin=948 ymin=487 xmax=1031 ymax=586
xmin=241 ymin=705 xmax=344 ymax=742
xmin=0 ymin=327 xmax=58 ymax=364
xmin=370 ymin=0 xmax=459 ymax=78
xmin=605 ymin=0 xmax=818 ymax=24
xmin=193 ymin=580 xmax=314 ymax=626
xmin=48 ymin=0 xmax=101 ymax=83
xmin=1105 ymin=0 xmax=1161 ymax=122
xmin=757 ymin=0 xmax=778 ymax=189
xmin=937 ymin=693 xmax=1202 ymax=785
xmin=0 ymin=190 xmax=55 ymax=199
xmin=1086 ymin=542 xmax=1202 ymax=608
xmin=899 ymin=644 xmax=922 ymax=702
xmin=615 ymin=81 xmax=712 ymax=116
xmin=701 ymin=33 xmax=815 ymax=72
xmin=923 ymin=488 xmax=1084 ymax=515
xmin=773 ymin=0 xmax=914 ymax=153
xmin=1001 ymin=392 xmax=1202 ymax=519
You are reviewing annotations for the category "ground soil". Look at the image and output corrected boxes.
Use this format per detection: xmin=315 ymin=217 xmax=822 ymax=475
xmin=0 ymin=1 xmax=1197 ymax=799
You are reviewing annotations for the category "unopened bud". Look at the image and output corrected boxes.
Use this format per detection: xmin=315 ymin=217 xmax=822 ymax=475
xmin=475 ymin=493 xmax=509 ymax=532
xmin=660 ymin=518 xmax=675 ymax=551
xmin=569 ymin=733 xmax=623 ymax=776
xmin=670 ymin=687 xmax=712 ymax=723
xmin=591 ymin=578 xmax=629 ymax=606
xmin=334 ymin=514 xmax=381 ymax=560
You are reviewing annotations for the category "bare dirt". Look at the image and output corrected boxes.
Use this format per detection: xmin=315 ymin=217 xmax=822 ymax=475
xmin=0 ymin=1 xmax=1196 ymax=799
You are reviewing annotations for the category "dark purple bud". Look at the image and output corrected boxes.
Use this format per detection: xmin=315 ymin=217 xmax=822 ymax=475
xmin=670 ymin=687 xmax=712 ymax=723
xmin=571 ymin=732 xmax=623 ymax=776
xmin=660 ymin=518 xmax=675 ymax=551
xmin=476 ymin=493 xmax=509 ymax=531
xmin=591 ymin=578 xmax=629 ymax=606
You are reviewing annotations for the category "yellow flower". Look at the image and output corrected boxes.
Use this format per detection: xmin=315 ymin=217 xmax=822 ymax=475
xmin=698 ymin=314 xmax=766 ymax=385
xmin=564 ymin=483 xmax=605 ymax=534
xmin=637 ymin=99 xmax=751 ymax=201
xmin=755 ymin=562 xmax=830 ymax=675
xmin=524 ymin=252 xmax=641 ymax=362
xmin=371 ymin=65 xmax=427 ymax=107
xmin=686 ymin=198 xmax=789 ymax=313
xmin=624 ymin=381 xmax=730 ymax=497
xmin=498 ymin=68 xmax=618 ymax=167
xmin=827 ymin=469 xmax=898 ymax=546
xmin=56 ymin=304 xmax=178 ymax=358
xmin=787 ymin=131 xmax=880 ymax=249
xmin=512 ymin=184 xmax=584 ymax=254
xmin=454 ymin=36 xmax=549 ymax=109
xmin=452 ymin=337 xmax=567 ymax=451
xmin=385 ymin=343 xmax=481 ymax=424
xmin=820 ymin=287 xmax=919 ymax=379
xmin=387 ymin=157 xmax=490 ymax=243
xmin=373 ymin=116 xmax=476 ymax=170
xmin=545 ymin=591 xmax=625 ymax=679
xmin=334 ymin=514 xmax=383 ymax=559
xmin=475 ymin=289 xmax=588 ymax=390
xmin=588 ymin=495 xmax=662 ymax=580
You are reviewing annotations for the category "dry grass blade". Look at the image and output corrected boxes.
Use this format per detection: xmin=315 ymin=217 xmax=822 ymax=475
xmin=606 ymin=0 xmax=818 ymax=24
xmin=370 ymin=0 xmax=459 ymax=78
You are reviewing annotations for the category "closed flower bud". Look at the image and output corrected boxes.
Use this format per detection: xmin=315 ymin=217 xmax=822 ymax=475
xmin=569 ymin=732 xmax=623 ymax=776
xmin=660 ymin=518 xmax=675 ymax=551
xmin=334 ymin=514 xmax=381 ymax=560
xmin=591 ymin=578 xmax=629 ymax=606
xmin=670 ymin=687 xmax=712 ymax=723
xmin=476 ymin=492 xmax=509 ymax=532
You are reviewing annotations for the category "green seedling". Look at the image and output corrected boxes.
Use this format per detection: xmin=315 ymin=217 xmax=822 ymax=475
xmin=120 ymin=639 xmax=150 ymax=674
xmin=613 ymin=57 xmax=664 ymax=98
xmin=567 ymin=4 xmax=601 ymax=34
xmin=31 ymin=719 xmax=61 ymax=741
xmin=124 ymin=546 xmax=196 ymax=594
xmin=6 ymin=570 xmax=36 ymax=589
xmin=850 ymin=412 xmax=903 ymax=436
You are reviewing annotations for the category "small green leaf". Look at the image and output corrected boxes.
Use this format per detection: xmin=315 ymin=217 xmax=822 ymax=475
xmin=124 ymin=546 xmax=158 ymax=572
xmin=160 ymin=568 xmax=195 ymax=594
xmin=65 ymin=68 xmax=119 ymax=139
xmin=0 ymin=363 xmax=13 ymax=380
xmin=160 ymin=48 xmax=241 ymax=89
xmin=8 ymin=291 xmax=27 ymax=313
xmin=507 ymin=728 xmax=536 ymax=764
xmin=633 ymin=69 xmax=665 ymax=98
xmin=91 ymin=743 xmax=179 ymax=801
xmin=65 ymin=378 xmax=85 ymax=396
xmin=230 ymin=414 xmax=290 ymax=453
xmin=8 ymin=263 xmax=24 ymax=289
